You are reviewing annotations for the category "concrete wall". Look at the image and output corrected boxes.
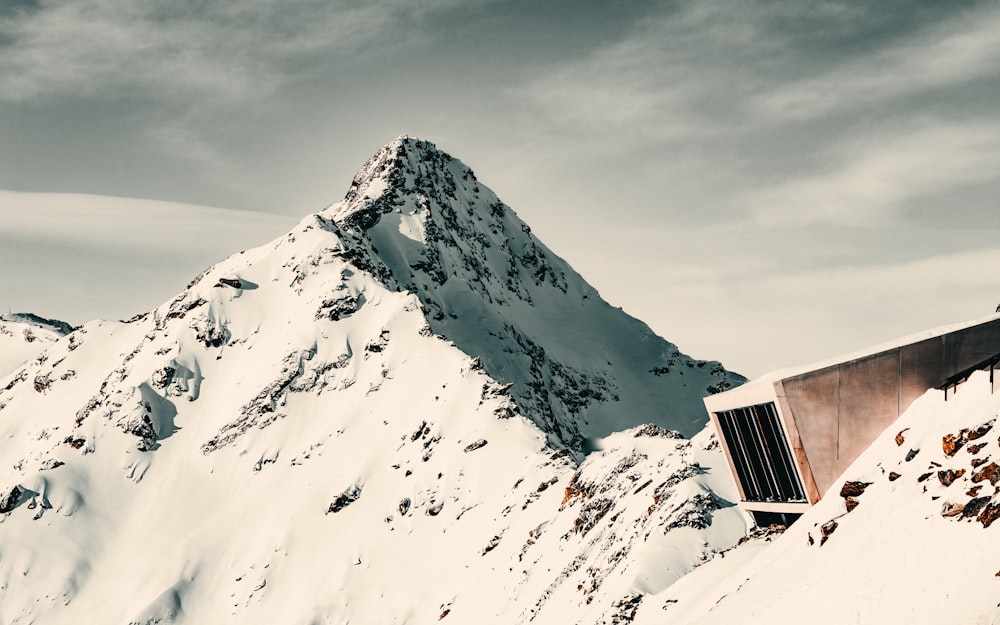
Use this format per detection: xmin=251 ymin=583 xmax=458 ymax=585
xmin=780 ymin=318 xmax=1000 ymax=499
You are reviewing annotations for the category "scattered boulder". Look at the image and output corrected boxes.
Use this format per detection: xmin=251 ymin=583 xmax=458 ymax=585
xmin=839 ymin=481 xmax=872 ymax=498
xmin=967 ymin=420 xmax=994 ymax=441
xmin=977 ymin=502 xmax=1000 ymax=528
xmin=398 ymin=497 xmax=411 ymax=515
xmin=463 ymin=439 xmax=488 ymax=453
xmin=905 ymin=449 xmax=919 ymax=462
xmin=895 ymin=428 xmax=909 ymax=446
xmin=961 ymin=496 xmax=991 ymax=520
xmin=426 ymin=501 xmax=444 ymax=516
xmin=971 ymin=462 xmax=1000 ymax=486
xmin=943 ymin=432 xmax=967 ymax=457
xmin=966 ymin=442 xmax=987 ymax=456
xmin=327 ymin=485 xmax=362 ymax=514
xmin=941 ymin=501 xmax=965 ymax=518
xmin=0 ymin=485 xmax=24 ymax=513
xmin=888 ymin=471 xmax=902 ymax=482
xmin=937 ymin=469 xmax=965 ymax=487
xmin=215 ymin=277 xmax=243 ymax=289
xmin=819 ymin=519 xmax=838 ymax=546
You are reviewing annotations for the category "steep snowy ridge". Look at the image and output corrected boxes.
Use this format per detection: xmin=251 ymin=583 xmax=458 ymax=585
xmin=0 ymin=139 xmax=749 ymax=624
xmin=328 ymin=136 xmax=743 ymax=447
xmin=0 ymin=312 xmax=75 ymax=377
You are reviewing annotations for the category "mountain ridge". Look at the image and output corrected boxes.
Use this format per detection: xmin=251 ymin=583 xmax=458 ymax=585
xmin=325 ymin=136 xmax=743 ymax=447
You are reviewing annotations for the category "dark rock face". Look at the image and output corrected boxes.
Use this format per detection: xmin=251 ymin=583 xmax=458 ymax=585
xmin=327 ymin=485 xmax=362 ymax=514
xmin=0 ymin=485 xmax=23 ymax=513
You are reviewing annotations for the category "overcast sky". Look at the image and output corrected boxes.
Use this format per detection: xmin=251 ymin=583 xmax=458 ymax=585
xmin=2 ymin=0 xmax=1000 ymax=378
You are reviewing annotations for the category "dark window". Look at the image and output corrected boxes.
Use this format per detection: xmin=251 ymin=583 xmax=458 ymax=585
xmin=716 ymin=403 xmax=805 ymax=503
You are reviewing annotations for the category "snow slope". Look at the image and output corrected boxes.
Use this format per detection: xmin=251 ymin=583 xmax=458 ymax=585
xmin=0 ymin=138 xmax=749 ymax=624
xmin=0 ymin=312 xmax=74 ymax=377
xmin=327 ymin=137 xmax=743 ymax=447
xmin=634 ymin=371 xmax=1000 ymax=625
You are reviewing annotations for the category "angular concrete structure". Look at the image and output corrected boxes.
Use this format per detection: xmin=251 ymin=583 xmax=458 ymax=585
xmin=705 ymin=314 xmax=1000 ymax=526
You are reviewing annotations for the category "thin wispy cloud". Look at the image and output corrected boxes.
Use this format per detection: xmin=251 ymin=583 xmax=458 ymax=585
xmin=0 ymin=0 xmax=486 ymax=103
xmin=755 ymin=5 xmax=1000 ymax=121
xmin=745 ymin=119 xmax=1000 ymax=226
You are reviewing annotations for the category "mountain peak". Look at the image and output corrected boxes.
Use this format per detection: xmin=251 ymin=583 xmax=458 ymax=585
xmin=332 ymin=135 xmax=470 ymax=232
xmin=322 ymin=137 xmax=743 ymax=447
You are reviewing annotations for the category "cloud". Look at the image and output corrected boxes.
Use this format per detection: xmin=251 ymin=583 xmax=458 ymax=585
xmin=0 ymin=0 xmax=486 ymax=103
xmin=0 ymin=190 xmax=294 ymax=322
xmin=743 ymin=119 xmax=1000 ymax=226
xmin=754 ymin=5 xmax=1000 ymax=121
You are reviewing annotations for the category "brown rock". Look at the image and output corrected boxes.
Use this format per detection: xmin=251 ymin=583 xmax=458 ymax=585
xmin=941 ymin=501 xmax=965 ymax=517
xmin=937 ymin=469 xmax=966 ymax=487
xmin=895 ymin=428 xmax=909 ymax=447
xmin=840 ymin=481 xmax=873 ymax=498
xmin=943 ymin=432 xmax=967 ymax=457
xmin=972 ymin=462 xmax=1000 ymax=486
xmin=978 ymin=502 xmax=1000 ymax=528
xmin=888 ymin=471 xmax=902 ymax=481
xmin=845 ymin=496 xmax=860 ymax=512
xmin=917 ymin=472 xmax=933 ymax=483
xmin=819 ymin=519 xmax=838 ymax=546
xmin=971 ymin=457 xmax=989 ymax=468
xmin=967 ymin=420 xmax=995 ymax=441
xmin=967 ymin=443 xmax=987 ymax=455
xmin=967 ymin=485 xmax=983 ymax=497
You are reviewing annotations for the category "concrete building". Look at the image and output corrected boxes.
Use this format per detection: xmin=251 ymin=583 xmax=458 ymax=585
xmin=705 ymin=314 xmax=1000 ymax=526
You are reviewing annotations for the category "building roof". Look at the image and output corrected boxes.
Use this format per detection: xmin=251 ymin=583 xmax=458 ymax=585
xmin=707 ymin=312 xmax=1000 ymax=410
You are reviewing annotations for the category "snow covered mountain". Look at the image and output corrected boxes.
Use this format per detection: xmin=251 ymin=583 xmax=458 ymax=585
xmin=0 ymin=137 xmax=747 ymax=624
xmin=0 ymin=312 xmax=75 ymax=377
xmin=327 ymin=137 xmax=742 ymax=447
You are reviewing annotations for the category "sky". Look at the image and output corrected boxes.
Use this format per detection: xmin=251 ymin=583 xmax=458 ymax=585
xmin=2 ymin=0 xmax=1000 ymax=378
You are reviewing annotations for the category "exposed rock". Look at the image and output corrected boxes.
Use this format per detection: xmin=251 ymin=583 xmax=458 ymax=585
xmin=463 ymin=439 xmax=488 ymax=453
xmin=844 ymin=496 xmax=860 ymax=512
xmin=888 ymin=471 xmax=902 ymax=481
xmin=961 ymin=496 xmax=991 ymax=520
xmin=574 ymin=497 xmax=615 ymax=536
xmin=941 ymin=501 xmax=965 ymax=517
xmin=937 ymin=469 xmax=966 ymax=487
xmin=971 ymin=462 xmax=1000 ymax=486
xmin=481 ymin=534 xmax=502 ymax=555
xmin=905 ymin=449 xmax=919 ymax=462
xmin=967 ymin=419 xmax=994 ymax=441
xmin=215 ymin=277 xmax=243 ymax=289
xmin=943 ymin=432 xmax=967 ymax=457
xmin=917 ymin=472 xmax=933 ymax=483
xmin=967 ymin=485 xmax=983 ymax=497
xmin=632 ymin=424 xmax=683 ymax=439
xmin=0 ymin=485 xmax=24 ymax=513
xmin=426 ymin=501 xmax=444 ymax=516
xmin=839 ymin=481 xmax=872 ymax=498
xmin=398 ymin=497 xmax=411 ymax=515
xmin=327 ymin=485 xmax=362 ymax=514
xmin=895 ymin=428 xmax=909 ymax=446
xmin=966 ymin=442 xmax=987 ymax=456
xmin=971 ymin=457 xmax=989 ymax=468
xmin=819 ymin=519 xmax=838 ymax=546
xmin=977 ymin=502 xmax=1000 ymax=528
xmin=316 ymin=294 xmax=360 ymax=321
